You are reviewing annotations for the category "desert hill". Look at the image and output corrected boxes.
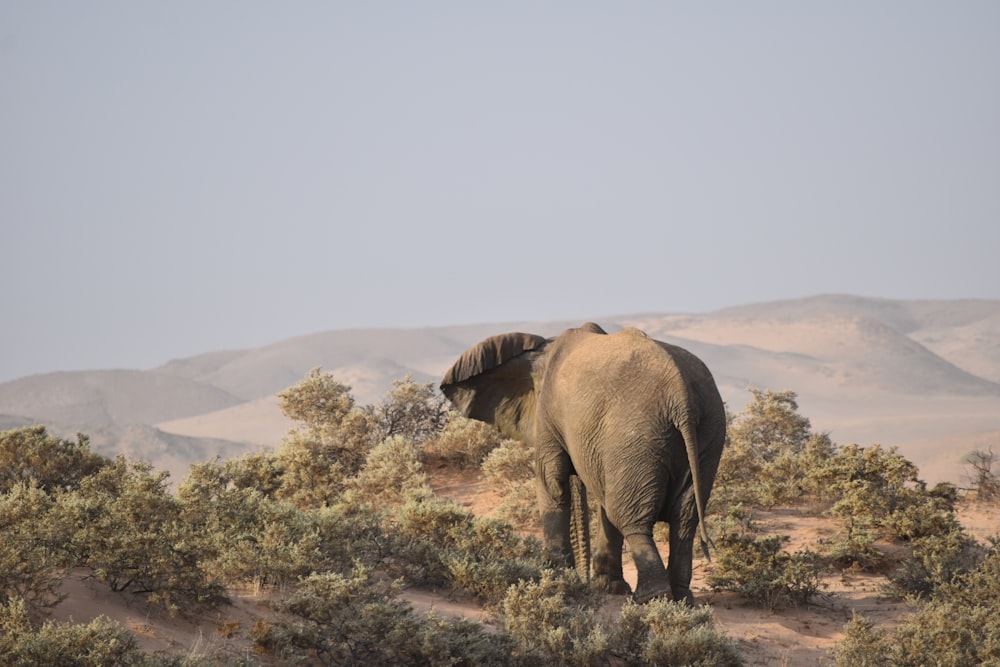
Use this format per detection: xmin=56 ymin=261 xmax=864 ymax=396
xmin=2 ymin=295 xmax=998 ymax=484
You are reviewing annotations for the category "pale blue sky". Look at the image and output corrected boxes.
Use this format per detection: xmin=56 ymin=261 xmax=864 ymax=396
xmin=2 ymin=2 xmax=998 ymax=382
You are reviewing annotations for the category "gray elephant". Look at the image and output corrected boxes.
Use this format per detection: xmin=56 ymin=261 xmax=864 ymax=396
xmin=440 ymin=322 xmax=726 ymax=603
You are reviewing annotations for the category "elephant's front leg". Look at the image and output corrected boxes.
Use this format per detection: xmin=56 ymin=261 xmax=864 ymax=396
xmin=535 ymin=449 xmax=575 ymax=568
xmin=592 ymin=506 xmax=630 ymax=596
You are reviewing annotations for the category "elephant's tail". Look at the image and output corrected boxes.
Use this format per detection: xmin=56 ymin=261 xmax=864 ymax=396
xmin=680 ymin=422 xmax=713 ymax=562
xmin=569 ymin=475 xmax=591 ymax=581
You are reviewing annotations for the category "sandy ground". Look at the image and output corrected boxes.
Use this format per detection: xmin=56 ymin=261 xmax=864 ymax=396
xmin=47 ymin=466 xmax=1000 ymax=666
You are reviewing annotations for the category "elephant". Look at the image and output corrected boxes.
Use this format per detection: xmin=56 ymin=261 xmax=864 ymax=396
xmin=440 ymin=322 xmax=726 ymax=603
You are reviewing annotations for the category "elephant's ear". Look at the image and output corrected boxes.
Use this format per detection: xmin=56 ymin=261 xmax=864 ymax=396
xmin=442 ymin=332 xmax=546 ymax=387
xmin=440 ymin=332 xmax=547 ymax=434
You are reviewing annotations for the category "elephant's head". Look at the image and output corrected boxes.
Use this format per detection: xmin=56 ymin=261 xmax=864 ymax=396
xmin=440 ymin=323 xmax=608 ymax=441
xmin=440 ymin=331 xmax=550 ymax=441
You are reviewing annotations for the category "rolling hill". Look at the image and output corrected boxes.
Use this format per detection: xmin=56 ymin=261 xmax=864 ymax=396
xmin=2 ymin=295 xmax=998 ymax=484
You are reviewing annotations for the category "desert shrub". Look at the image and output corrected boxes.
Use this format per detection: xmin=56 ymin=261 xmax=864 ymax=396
xmin=0 ymin=482 xmax=66 ymax=616
xmin=829 ymin=614 xmax=892 ymax=667
xmin=424 ymin=413 xmax=508 ymax=467
xmin=482 ymin=437 xmax=540 ymax=528
xmin=886 ymin=527 xmax=980 ymax=599
xmin=276 ymin=369 xmax=374 ymax=487
xmin=389 ymin=495 xmax=473 ymax=584
xmin=254 ymin=565 xmax=513 ymax=666
xmin=180 ymin=462 xmax=387 ymax=589
xmin=501 ymin=569 xmax=607 ymax=666
xmin=270 ymin=430 xmax=351 ymax=508
xmin=56 ymin=457 xmax=223 ymax=614
xmin=444 ymin=516 xmax=550 ymax=606
xmin=389 ymin=495 xmax=549 ymax=607
xmin=836 ymin=604 xmax=1000 ymax=666
xmin=0 ymin=426 xmax=108 ymax=493
xmin=966 ymin=447 xmax=1000 ymax=501
xmin=832 ymin=542 xmax=1000 ymax=665
xmin=609 ymin=598 xmax=743 ymax=666
xmin=823 ymin=525 xmax=885 ymax=571
xmin=413 ymin=614 xmax=516 ymax=667
xmin=362 ymin=375 xmax=448 ymax=446
xmin=494 ymin=478 xmax=540 ymax=528
xmin=482 ymin=437 xmax=535 ymax=486
xmin=254 ymin=566 xmax=421 ymax=666
xmin=348 ymin=435 xmax=431 ymax=505
xmin=712 ymin=389 xmax=832 ymax=512
xmin=223 ymin=450 xmax=285 ymax=498
xmin=706 ymin=534 xmax=823 ymax=610
xmin=815 ymin=444 xmax=958 ymax=545
xmin=938 ymin=537 xmax=1000 ymax=605
xmin=0 ymin=597 xmax=138 ymax=667
xmin=707 ymin=503 xmax=759 ymax=540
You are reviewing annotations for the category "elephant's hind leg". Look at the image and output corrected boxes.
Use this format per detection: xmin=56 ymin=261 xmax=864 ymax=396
xmin=535 ymin=447 xmax=575 ymax=568
xmin=625 ymin=531 xmax=672 ymax=604
xmin=592 ymin=506 xmax=630 ymax=596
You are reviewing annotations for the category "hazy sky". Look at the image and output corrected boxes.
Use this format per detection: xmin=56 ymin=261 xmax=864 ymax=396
xmin=2 ymin=2 xmax=998 ymax=382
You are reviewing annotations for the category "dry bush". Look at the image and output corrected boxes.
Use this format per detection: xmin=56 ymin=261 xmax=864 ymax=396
xmin=348 ymin=435 xmax=431 ymax=505
xmin=706 ymin=534 xmax=824 ymax=611
xmin=255 ymin=565 xmax=514 ymax=666
xmin=482 ymin=438 xmax=540 ymax=528
xmin=610 ymin=598 xmax=743 ymax=666
xmin=501 ymin=569 xmax=607 ymax=665
xmin=0 ymin=482 xmax=66 ymax=618
xmin=832 ymin=541 xmax=1000 ymax=665
xmin=423 ymin=414 xmax=508 ymax=467
xmin=0 ymin=597 xmax=180 ymax=667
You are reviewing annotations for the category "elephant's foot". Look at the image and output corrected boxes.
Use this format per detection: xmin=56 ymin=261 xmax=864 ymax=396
xmin=671 ymin=587 xmax=695 ymax=606
xmin=592 ymin=574 xmax=631 ymax=596
xmin=631 ymin=582 xmax=673 ymax=604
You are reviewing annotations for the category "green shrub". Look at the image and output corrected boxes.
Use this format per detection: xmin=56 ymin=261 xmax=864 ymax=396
xmin=56 ymin=457 xmax=223 ymax=615
xmin=712 ymin=389 xmax=832 ymax=512
xmin=886 ymin=528 xmax=980 ymax=599
xmin=482 ymin=438 xmax=539 ymax=528
xmin=0 ymin=426 xmax=108 ymax=494
xmin=831 ymin=543 xmax=1000 ymax=666
xmin=823 ymin=526 xmax=885 ymax=571
xmin=389 ymin=496 xmax=549 ymax=607
xmin=255 ymin=565 xmax=513 ymax=666
xmin=424 ymin=414 xmax=508 ymax=467
xmin=348 ymin=435 xmax=431 ymax=505
xmin=829 ymin=614 xmax=892 ymax=667
xmin=706 ymin=534 xmax=823 ymax=610
xmin=0 ymin=482 xmax=65 ymax=616
xmin=609 ymin=598 xmax=743 ymax=666
xmin=501 ymin=569 xmax=607 ymax=666
xmin=817 ymin=444 xmax=955 ymax=542
xmin=0 ymin=598 xmax=147 ymax=667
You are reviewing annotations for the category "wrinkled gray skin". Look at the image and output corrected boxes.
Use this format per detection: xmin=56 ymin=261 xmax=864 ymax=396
xmin=440 ymin=323 xmax=726 ymax=604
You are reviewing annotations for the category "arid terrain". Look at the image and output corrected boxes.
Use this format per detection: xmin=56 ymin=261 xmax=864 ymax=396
xmin=46 ymin=461 xmax=1000 ymax=665
xmin=7 ymin=294 xmax=1000 ymax=663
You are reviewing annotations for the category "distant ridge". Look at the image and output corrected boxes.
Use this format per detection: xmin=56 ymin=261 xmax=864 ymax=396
xmin=2 ymin=295 xmax=998 ymax=484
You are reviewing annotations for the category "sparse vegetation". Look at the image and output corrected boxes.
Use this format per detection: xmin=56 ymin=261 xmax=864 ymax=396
xmin=2 ymin=371 xmax=998 ymax=665
xmin=832 ymin=541 xmax=1000 ymax=665
xmin=966 ymin=446 xmax=1000 ymax=501
xmin=706 ymin=534 xmax=824 ymax=610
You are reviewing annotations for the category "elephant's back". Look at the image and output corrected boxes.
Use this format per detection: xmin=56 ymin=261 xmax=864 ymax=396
xmin=552 ymin=327 xmax=685 ymax=388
